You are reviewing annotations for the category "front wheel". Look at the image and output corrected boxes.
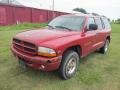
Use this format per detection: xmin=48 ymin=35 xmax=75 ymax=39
xmin=99 ymin=39 xmax=109 ymax=54
xmin=58 ymin=50 xmax=80 ymax=80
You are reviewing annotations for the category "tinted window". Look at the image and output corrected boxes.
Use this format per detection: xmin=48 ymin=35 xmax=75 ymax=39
xmin=102 ymin=18 xmax=111 ymax=29
xmin=48 ymin=16 xmax=85 ymax=31
xmin=95 ymin=17 xmax=103 ymax=29
xmin=87 ymin=17 xmax=95 ymax=24
xmin=87 ymin=17 xmax=95 ymax=29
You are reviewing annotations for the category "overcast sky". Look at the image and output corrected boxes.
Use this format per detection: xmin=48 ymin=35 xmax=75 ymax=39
xmin=18 ymin=0 xmax=120 ymax=20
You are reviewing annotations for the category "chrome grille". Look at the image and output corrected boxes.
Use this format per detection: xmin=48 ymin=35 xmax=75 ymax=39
xmin=13 ymin=38 xmax=37 ymax=56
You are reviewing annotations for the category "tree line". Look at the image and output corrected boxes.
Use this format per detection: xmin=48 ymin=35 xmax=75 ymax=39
xmin=73 ymin=8 xmax=100 ymax=16
xmin=73 ymin=8 xmax=120 ymax=24
xmin=112 ymin=19 xmax=120 ymax=24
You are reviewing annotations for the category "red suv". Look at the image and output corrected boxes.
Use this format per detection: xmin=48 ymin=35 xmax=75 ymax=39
xmin=11 ymin=14 xmax=111 ymax=79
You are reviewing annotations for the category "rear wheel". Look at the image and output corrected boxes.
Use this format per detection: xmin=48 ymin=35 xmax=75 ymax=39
xmin=99 ymin=39 xmax=109 ymax=54
xmin=58 ymin=50 xmax=80 ymax=80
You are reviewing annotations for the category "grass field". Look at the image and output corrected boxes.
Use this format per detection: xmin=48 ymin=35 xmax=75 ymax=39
xmin=0 ymin=23 xmax=120 ymax=90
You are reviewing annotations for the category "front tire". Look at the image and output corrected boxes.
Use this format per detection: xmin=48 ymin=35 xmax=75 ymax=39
xmin=58 ymin=50 xmax=80 ymax=80
xmin=99 ymin=39 xmax=109 ymax=54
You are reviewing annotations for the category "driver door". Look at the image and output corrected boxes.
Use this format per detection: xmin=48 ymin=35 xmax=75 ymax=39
xmin=82 ymin=17 xmax=98 ymax=57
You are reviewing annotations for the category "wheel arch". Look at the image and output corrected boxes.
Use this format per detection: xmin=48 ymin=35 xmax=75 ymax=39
xmin=106 ymin=36 xmax=111 ymax=43
xmin=62 ymin=45 xmax=82 ymax=58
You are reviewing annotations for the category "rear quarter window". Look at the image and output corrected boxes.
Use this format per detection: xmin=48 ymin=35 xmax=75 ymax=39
xmin=101 ymin=17 xmax=111 ymax=29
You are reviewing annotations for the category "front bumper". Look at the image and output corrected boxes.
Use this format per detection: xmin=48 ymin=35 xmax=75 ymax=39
xmin=11 ymin=46 xmax=62 ymax=71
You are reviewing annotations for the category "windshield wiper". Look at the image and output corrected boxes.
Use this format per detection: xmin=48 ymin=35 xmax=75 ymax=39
xmin=55 ymin=26 xmax=73 ymax=31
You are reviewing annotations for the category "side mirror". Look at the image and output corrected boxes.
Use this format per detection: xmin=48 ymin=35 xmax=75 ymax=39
xmin=88 ymin=24 xmax=98 ymax=31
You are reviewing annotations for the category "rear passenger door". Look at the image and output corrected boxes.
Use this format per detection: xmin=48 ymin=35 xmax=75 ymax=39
xmin=94 ymin=17 xmax=105 ymax=48
xmin=95 ymin=17 xmax=111 ymax=48
xmin=101 ymin=17 xmax=111 ymax=39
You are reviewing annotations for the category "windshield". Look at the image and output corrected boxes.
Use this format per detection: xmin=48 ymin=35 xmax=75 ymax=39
xmin=48 ymin=16 xmax=85 ymax=31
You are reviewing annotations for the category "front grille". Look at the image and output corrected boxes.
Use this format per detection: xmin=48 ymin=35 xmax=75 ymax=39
xmin=13 ymin=38 xmax=37 ymax=56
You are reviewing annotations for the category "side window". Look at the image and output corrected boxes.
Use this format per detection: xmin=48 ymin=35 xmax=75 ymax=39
xmin=101 ymin=18 xmax=111 ymax=29
xmin=95 ymin=17 xmax=103 ymax=30
xmin=87 ymin=17 xmax=95 ymax=29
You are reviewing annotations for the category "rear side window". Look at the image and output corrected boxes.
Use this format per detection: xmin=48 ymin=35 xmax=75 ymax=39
xmin=102 ymin=18 xmax=111 ymax=29
xmin=95 ymin=17 xmax=103 ymax=29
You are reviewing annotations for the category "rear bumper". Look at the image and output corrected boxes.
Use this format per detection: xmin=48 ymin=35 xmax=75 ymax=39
xmin=11 ymin=46 xmax=62 ymax=71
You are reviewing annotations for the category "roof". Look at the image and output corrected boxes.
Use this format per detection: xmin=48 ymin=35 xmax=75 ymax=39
xmin=0 ymin=0 xmax=22 ymax=5
xmin=0 ymin=0 xmax=84 ymax=14
xmin=0 ymin=3 xmax=25 ymax=7
xmin=0 ymin=3 xmax=83 ymax=14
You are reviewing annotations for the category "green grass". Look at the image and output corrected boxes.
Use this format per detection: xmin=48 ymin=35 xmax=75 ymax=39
xmin=0 ymin=23 xmax=47 ymax=31
xmin=0 ymin=23 xmax=120 ymax=90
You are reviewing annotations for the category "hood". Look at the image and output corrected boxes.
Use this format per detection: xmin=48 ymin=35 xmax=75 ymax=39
xmin=14 ymin=28 xmax=80 ymax=45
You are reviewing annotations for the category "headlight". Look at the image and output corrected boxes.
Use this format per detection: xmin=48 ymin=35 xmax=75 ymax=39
xmin=38 ymin=47 xmax=57 ymax=57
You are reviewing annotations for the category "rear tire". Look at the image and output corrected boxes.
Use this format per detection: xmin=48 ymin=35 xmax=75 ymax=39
xmin=99 ymin=39 xmax=109 ymax=54
xmin=58 ymin=50 xmax=80 ymax=80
